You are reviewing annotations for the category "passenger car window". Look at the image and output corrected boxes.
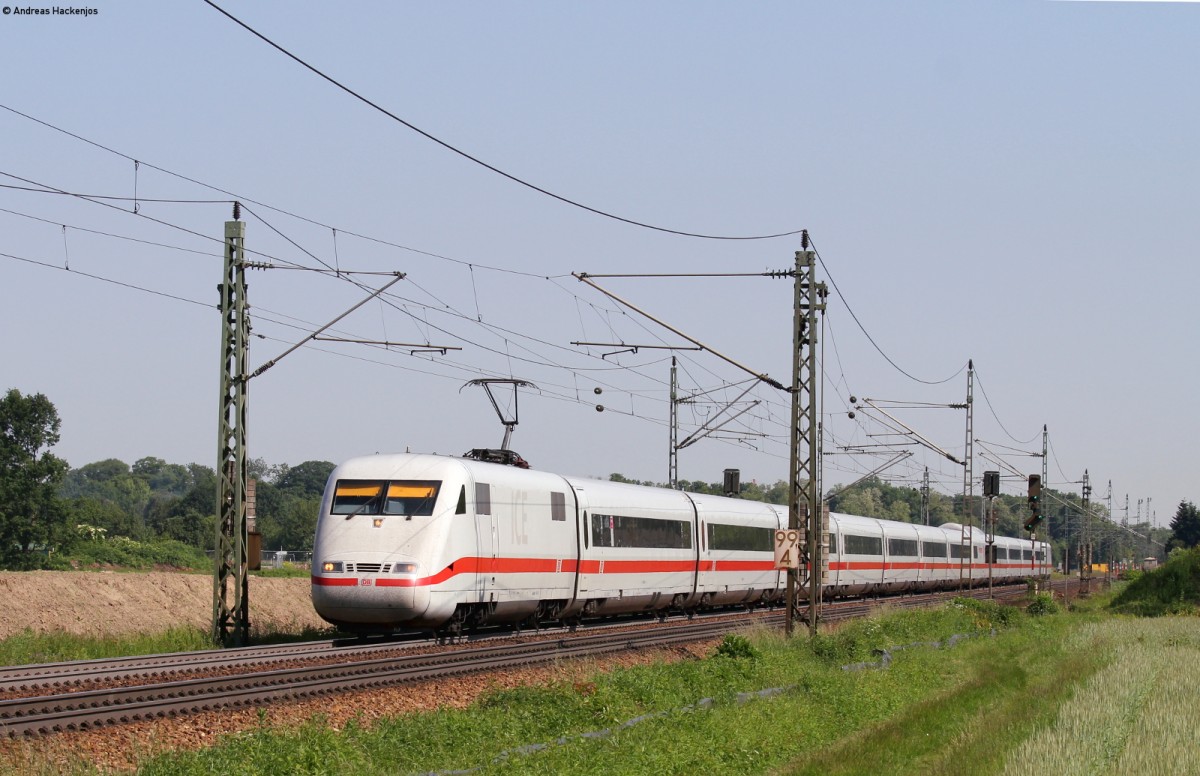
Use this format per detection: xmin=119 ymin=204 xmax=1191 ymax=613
xmin=475 ymin=482 xmax=492 ymax=515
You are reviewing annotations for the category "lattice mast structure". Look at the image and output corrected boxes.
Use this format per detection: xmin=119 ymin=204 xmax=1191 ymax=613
xmin=959 ymin=360 xmax=975 ymax=588
xmin=213 ymin=212 xmax=250 ymax=646
xmin=669 ymin=357 xmax=679 ymax=488
xmin=785 ymin=244 xmax=827 ymax=638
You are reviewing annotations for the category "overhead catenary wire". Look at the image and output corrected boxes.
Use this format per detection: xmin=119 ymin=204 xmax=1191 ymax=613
xmin=974 ymin=367 xmax=1041 ymax=445
xmin=199 ymin=1 xmax=807 ymax=243
xmin=0 ymin=246 xmax=703 ymax=436
xmin=0 ymin=205 xmax=221 ymax=259
xmin=0 ymin=181 xmax=231 ymax=204
xmin=2 ymin=199 xmax=793 ymax=477
xmin=0 ymin=249 xmax=213 ymax=309
xmin=1 ymin=108 xmax=1082 ymax=494
xmin=808 ymin=236 xmax=966 ymax=386
xmin=0 ymin=102 xmax=562 ymax=280
xmin=3 ymin=168 xmax=695 ymax=387
xmin=0 ymin=107 xmax=802 ymax=436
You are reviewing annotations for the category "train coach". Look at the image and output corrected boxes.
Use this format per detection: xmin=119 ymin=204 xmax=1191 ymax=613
xmin=311 ymin=452 xmax=1051 ymax=634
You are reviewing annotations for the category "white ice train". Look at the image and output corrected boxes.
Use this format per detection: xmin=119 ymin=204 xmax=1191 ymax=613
xmin=311 ymin=452 xmax=1052 ymax=633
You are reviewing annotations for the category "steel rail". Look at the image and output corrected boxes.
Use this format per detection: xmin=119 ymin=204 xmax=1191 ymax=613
xmin=0 ymin=617 xmax=755 ymax=737
xmin=0 ymin=608 xmax=757 ymax=693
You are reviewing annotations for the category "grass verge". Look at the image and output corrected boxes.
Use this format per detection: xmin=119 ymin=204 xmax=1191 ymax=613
xmin=0 ymin=627 xmax=215 ymax=666
xmin=18 ymin=591 xmax=1189 ymax=776
xmin=119 ymin=599 xmax=1038 ymax=775
xmin=0 ymin=623 xmax=345 ymax=665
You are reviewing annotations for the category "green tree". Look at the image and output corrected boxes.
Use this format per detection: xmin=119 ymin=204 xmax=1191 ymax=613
xmin=132 ymin=456 xmax=194 ymax=496
xmin=251 ymin=460 xmax=333 ymax=553
xmin=274 ymin=460 xmax=335 ymax=497
xmin=260 ymin=493 xmax=321 ymax=552
xmin=0 ymin=389 xmax=71 ymax=567
xmin=1168 ymin=500 xmax=1200 ymax=551
xmin=69 ymin=496 xmax=142 ymax=539
xmin=61 ymin=459 xmax=151 ymax=529
xmin=830 ymin=483 xmax=887 ymax=520
xmin=144 ymin=464 xmax=217 ymax=549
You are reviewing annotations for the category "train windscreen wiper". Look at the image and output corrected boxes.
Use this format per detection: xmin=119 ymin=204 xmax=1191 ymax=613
xmin=343 ymin=497 xmax=380 ymax=521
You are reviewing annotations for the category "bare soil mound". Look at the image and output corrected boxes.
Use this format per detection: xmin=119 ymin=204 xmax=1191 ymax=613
xmin=0 ymin=570 xmax=325 ymax=640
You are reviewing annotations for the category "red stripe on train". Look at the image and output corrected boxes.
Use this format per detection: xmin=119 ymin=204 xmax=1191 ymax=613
xmin=313 ymin=556 xmax=782 ymax=589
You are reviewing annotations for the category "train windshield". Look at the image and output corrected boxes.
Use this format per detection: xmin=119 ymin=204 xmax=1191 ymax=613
xmin=330 ymin=480 xmax=442 ymax=516
xmin=330 ymin=481 xmax=385 ymax=515
xmin=383 ymin=481 xmax=441 ymax=516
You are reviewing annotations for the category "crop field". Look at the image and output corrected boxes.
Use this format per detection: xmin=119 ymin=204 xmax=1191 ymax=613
xmin=1001 ymin=617 xmax=1200 ymax=776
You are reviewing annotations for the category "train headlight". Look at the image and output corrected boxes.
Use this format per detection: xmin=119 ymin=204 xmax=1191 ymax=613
xmin=393 ymin=562 xmax=417 ymax=574
xmin=321 ymin=561 xmax=344 ymax=573
xmin=373 ymin=518 xmax=384 ymax=528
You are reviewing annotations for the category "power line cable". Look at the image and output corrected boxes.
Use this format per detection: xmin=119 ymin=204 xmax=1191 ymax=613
xmin=1047 ymin=439 xmax=1073 ymax=485
xmin=0 ymin=182 xmax=229 ymax=204
xmin=974 ymin=367 xmax=1041 ymax=445
xmin=0 ymin=249 xmax=212 ymax=309
xmin=808 ymin=237 xmax=965 ymax=386
xmin=0 ymin=206 xmax=218 ymax=259
xmin=0 ymin=102 xmax=564 ymax=280
xmin=3 ymin=234 xmax=791 ymax=469
xmin=200 ymin=0 xmax=807 ymax=242
xmin=2 ymin=165 xmax=725 ymax=396
xmin=1 ymin=105 xmax=813 ymax=439
xmin=3 ymin=104 xmax=973 ymax=479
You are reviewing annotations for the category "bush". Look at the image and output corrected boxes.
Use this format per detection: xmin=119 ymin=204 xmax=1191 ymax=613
xmin=714 ymin=633 xmax=760 ymax=661
xmin=1111 ymin=548 xmax=1200 ymax=616
xmin=1026 ymin=592 xmax=1059 ymax=616
xmin=253 ymin=563 xmax=310 ymax=578
xmin=949 ymin=596 xmax=1021 ymax=628
xmin=56 ymin=537 xmax=210 ymax=571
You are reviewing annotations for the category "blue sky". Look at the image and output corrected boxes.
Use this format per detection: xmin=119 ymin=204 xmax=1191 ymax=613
xmin=1 ymin=1 xmax=1195 ymax=530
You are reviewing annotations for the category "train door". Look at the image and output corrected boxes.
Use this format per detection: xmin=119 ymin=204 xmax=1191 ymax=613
xmin=474 ymin=480 xmax=496 ymax=602
xmin=827 ymin=514 xmax=840 ymax=590
xmin=571 ymin=484 xmax=589 ymax=604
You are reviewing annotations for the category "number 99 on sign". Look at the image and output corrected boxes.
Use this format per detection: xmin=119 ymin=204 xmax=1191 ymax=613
xmin=774 ymin=529 xmax=801 ymax=569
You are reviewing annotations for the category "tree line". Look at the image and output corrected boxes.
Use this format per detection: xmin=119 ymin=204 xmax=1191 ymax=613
xmin=0 ymin=388 xmax=331 ymax=570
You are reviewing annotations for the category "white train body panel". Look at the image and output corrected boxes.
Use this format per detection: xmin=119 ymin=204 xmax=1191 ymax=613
xmin=913 ymin=523 xmax=955 ymax=589
xmin=311 ymin=453 xmax=1052 ymax=632
xmin=691 ymin=495 xmax=785 ymax=607
xmin=571 ymin=480 xmax=701 ymax=616
xmin=881 ymin=520 xmax=923 ymax=591
xmin=829 ymin=513 xmax=885 ymax=594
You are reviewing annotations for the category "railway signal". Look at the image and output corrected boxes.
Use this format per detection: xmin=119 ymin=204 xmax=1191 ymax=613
xmin=983 ymin=470 xmax=1000 ymax=498
xmin=1024 ymin=474 xmax=1043 ymax=532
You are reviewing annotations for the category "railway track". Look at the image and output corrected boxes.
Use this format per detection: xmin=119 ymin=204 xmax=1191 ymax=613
xmin=0 ymin=580 xmax=1068 ymax=738
xmin=0 ymin=615 xmax=762 ymax=737
xmin=0 ymin=608 xmax=758 ymax=694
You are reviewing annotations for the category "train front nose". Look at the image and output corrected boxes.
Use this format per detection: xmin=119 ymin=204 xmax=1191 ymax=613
xmin=311 ymin=558 xmax=430 ymax=629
